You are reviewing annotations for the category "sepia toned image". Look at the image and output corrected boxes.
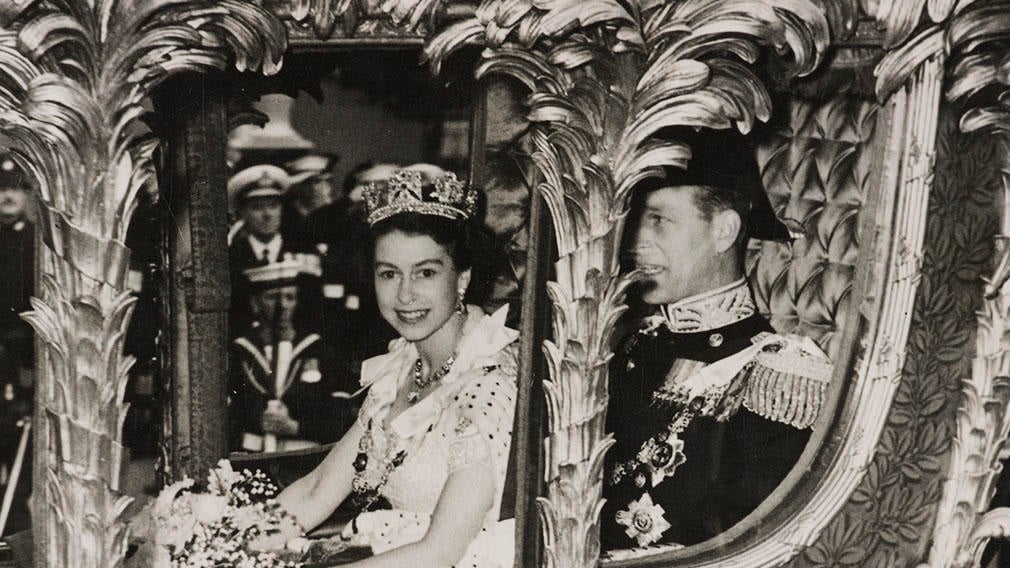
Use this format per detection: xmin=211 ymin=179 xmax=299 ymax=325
xmin=2 ymin=1 xmax=1010 ymax=568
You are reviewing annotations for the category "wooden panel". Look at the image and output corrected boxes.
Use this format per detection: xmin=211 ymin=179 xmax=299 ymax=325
xmin=155 ymin=73 xmax=232 ymax=481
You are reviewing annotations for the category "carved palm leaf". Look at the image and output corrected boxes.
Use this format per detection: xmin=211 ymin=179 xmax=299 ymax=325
xmin=1 ymin=0 xmax=284 ymax=239
xmin=0 ymin=2 xmax=284 ymax=566
xmin=865 ymin=0 xmax=978 ymax=49
xmin=941 ymin=1 xmax=1010 ymax=292
xmin=874 ymin=0 xmax=995 ymax=100
xmin=428 ymin=2 xmax=828 ymax=566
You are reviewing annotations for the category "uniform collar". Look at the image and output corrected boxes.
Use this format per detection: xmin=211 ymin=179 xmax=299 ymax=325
xmin=248 ymin=233 xmax=282 ymax=263
xmin=656 ymin=278 xmax=756 ymax=334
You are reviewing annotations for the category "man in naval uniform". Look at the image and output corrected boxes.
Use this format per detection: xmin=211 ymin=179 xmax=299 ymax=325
xmin=228 ymin=258 xmax=341 ymax=453
xmin=302 ymin=163 xmax=399 ymax=406
xmin=228 ymin=164 xmax=320 ymax=340
xmin=601 ymin=129 xmax=834 ymax=552
xmin=281 ymin=151 xmax=340 ymax=250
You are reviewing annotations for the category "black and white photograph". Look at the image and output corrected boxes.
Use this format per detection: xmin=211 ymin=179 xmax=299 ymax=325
xmin=1 ymin=1 xmax=1010 ymax=567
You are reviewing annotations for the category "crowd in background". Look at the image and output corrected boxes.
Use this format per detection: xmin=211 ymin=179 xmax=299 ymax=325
xmin=0 ymin=141 xmax=528 ymax=537
xmin=225 ymin=153 xmax=401 ymax=453
xmin=0 ymin=157 xmax=35 ymax=537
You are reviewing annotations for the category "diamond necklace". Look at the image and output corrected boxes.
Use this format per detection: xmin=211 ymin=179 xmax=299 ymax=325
xmin=407 ymin=354 xmax=455 ymax=404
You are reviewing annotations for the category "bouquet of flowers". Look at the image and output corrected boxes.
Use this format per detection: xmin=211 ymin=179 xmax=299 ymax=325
xmin=129 ymin=460 xmax=301 ymax=567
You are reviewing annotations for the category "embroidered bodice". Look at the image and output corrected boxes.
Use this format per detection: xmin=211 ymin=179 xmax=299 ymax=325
xmin=348 ymin=305 xmax=519 ymax=566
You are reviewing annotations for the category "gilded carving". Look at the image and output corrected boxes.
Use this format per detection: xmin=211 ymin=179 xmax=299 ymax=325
xmin=916 ymin=3 xmax=1010 ymax=564
xmin=0 ymin=1 xmax=285 ymax=564
xmin=262 ymin=0 xmax=477 ymax=42
xmin=430 ymin=2 xmax=828 ymax=566
xmin=0 ymin=0 xmax=1007 ymax=566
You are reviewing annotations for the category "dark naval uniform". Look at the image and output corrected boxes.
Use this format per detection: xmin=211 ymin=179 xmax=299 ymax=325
xmin=601 ymin=279 xmax=832 ymax=552
xmin=228 ymin=235 xmax=320 ymax=338
xmin=0 ymin=219 xmax=34 ymax=378
xmin=229 ymin=327 xmax=350 ymax=452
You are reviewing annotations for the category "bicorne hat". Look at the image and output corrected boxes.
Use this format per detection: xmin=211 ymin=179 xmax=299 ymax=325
xmin=638 ymin=128 xmax=791 ymax=241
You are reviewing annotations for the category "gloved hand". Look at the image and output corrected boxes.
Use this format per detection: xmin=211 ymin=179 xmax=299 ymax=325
xmin=262 ymin=400 xmax=299 ymax=437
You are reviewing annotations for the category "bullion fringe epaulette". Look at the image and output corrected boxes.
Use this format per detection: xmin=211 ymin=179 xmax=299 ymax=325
xmin=739 ymin=335 xmax=833 ymax=429
xmin=609 ymin=333 xmax=832 ymax=495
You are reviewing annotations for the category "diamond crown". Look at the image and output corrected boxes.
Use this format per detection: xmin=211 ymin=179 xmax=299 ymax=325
xmin=362 ymin=168 xmax=477 ymax=225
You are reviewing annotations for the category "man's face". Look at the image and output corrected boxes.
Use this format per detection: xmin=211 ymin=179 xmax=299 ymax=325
xmin=251 ymin=284 xmax=298 ymax=327
xmin=305 ymin=176 xmax=334 ymax=211
xmin=240 ymin=197 xmax=282 ymax=240
xmin=0 ymin=186 xmax=28 ymax=222
xmin=631 ymin=186 xmax=723 ymax=305
xmin=347 ymin=164 xmax=401 ymax=204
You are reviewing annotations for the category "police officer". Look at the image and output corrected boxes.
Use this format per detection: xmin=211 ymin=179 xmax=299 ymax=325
xmin=601 ymin=130 xmax=833 ymax=551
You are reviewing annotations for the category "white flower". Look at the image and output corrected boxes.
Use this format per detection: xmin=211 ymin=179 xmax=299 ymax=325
xmin=156 ymin=511 xmax=196 ymax=551
xmin=190 ymin=494 xmax=228 ymax=524
xmin=153 ymin=478 xmax=194 ymax=518
xmin=141 ymin=463 xmax=300 ymax=568
xmin=207 ymin=459 xmax=240 ymax=495
xmin=615 ymin=493 xmax=671 ymax=547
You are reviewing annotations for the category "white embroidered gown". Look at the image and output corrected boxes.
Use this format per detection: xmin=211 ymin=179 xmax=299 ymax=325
xmin=345 ymin=305 xmax=519 ymax=567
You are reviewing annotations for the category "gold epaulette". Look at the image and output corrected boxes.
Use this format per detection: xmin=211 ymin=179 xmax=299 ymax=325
xmin=740 ymin=334 xmax=834 ymax=429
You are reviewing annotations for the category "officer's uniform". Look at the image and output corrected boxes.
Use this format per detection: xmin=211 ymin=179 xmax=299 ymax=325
xmin=0 ymin=156 xmax=33 ymax=535
xmin=281 ymin=152 xmax=339 ymax=250
xmin=227 ymin=165 xmax=320 ymax=338
xmin=0 ymin=217 xmax=33 ymax=377
xmin=601 ymin=279 xmax=832 ymax=552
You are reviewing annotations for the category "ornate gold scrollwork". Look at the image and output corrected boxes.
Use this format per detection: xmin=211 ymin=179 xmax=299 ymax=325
xmin=262 ymin=0 xmax=478 ymax=43
xmin=1 ymin=0 xmax=1008 ymax=565
xmin=914 ymin=3 xmax=1010 ymax=566
xmin=0 ymin=2 xmax=285 ymax=564
xmin=430 ymin=2 xmax=828 ymax=566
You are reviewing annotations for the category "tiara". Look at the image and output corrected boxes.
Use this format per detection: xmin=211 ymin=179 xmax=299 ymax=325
xmin=362 ymin=169 xmax=477 ymax=225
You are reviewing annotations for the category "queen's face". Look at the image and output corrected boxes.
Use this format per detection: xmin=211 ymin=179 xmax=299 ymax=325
xmin=373 ymin=230 xmax=469 ymax=343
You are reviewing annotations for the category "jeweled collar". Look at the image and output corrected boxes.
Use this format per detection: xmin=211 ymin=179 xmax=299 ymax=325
xmin=657 ymin=278 xmax=756 ymax=334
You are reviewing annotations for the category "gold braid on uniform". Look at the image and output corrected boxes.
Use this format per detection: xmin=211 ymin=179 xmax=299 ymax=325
xmin=738 ymin=334 xmax=834 ymax=429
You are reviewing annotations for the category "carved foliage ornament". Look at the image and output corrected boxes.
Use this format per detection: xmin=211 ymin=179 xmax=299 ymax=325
xmin=912 ymin=2 xmax=1010 ymax=566
xmin=429 ymin=2 xmax=828 ymax=566
xmin=263 ymin=0 xmax=475 ymax=40
xmin=0 ymin=1 xmax=284 ymax=565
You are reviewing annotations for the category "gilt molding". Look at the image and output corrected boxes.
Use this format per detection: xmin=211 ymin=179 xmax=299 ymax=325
xmin=429 ymin=2 xmax=829 ymax=567
xmin=898 ymin=2 xmax=1010 ymax=566
xmin=259 ymin=0 xmax=476 ymax=45
xmin=0 ymin=1 xmax=285 ymax=565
